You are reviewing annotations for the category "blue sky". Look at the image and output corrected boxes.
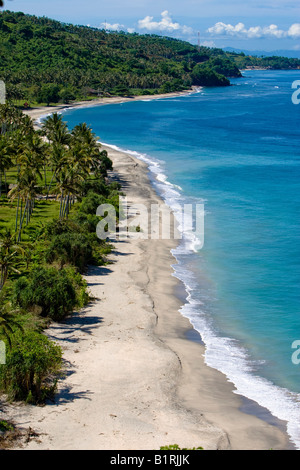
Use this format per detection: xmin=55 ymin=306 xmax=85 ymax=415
xmin=2 ymin=0 xmax=300 ymax=51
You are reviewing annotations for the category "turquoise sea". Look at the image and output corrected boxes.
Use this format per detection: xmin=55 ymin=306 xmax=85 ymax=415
xmin=58 ymin=70 xmax=300 ymax=447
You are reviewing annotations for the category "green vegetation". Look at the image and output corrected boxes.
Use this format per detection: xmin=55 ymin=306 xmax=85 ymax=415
xmin=160 ymin=444 xmax=204 ymax=450
xmin=0 ymin=104 xmax=119 ymax=404
xmin=0 ymin=10 xmax=298 ymax=108
xmin=0 ymin=11 xmax=245 ymax=107
xmin=227 ymin=51 xmax=300 ymax=70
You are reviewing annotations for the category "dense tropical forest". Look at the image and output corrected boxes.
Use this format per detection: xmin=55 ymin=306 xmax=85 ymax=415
xmin=227 ymin=50 xmax=300 ymax=70
xmin=0 ymin=102 xmax=123 ymax=417
xmin=1 ymin=11 xmax=299 ymax=107
xmin=0 ymin=10 xmax=243 ymax=106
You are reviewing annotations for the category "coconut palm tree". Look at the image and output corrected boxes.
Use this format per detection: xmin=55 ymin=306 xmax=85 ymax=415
xmin=55 ymin=165 xmax=84 ymax=219
xmin=0 ymin=135 xmax=12 ymax=197
xmin=46 ymin=143 xmax=69 ymax=199
xmin=0 ymin=248 xmax=21 ymax=291
xmin=0 ymin=294 xmax=23 ymax=349
xmin=41 ymin=113 xmax=70 ymax=146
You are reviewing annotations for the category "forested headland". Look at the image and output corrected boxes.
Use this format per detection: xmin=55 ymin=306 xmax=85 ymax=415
xmin=0 ymin=10 xmax=243 ymax=106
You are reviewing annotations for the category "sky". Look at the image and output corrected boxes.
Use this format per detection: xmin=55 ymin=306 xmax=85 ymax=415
xmin=2 ymin=0 xmax=300 ymax=51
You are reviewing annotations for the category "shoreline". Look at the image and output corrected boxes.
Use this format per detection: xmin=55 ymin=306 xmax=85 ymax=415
xmin=22 ymin=88 xmax=199 ymax=122
xmin=4 ymin=99 xmax=294 ymax=450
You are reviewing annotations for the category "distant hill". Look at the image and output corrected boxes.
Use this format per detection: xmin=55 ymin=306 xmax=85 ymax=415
xmin=224 ymin=47 xmax=300 ymax=60
xmin=0 ymin=10 xmax=242 ymax=106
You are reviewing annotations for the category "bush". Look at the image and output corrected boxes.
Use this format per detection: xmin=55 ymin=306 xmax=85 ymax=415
xmin=13 ymin=267 xmax=77 ymax=321
xmin=45 ymin=218 xmax=82 ymax=237
xmin=80 ymin=179 xmax=110 ymax=198
xmin=0 ymin=330 xmax=62 ymax=403
xmin=45 ymin=232 xmax=94 ymax=272
xmin=79 ymin=191 xmax=107 ymax=215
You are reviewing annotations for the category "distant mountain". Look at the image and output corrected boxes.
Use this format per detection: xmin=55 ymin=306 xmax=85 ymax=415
xmin=223 ymin=47 xmax=300 ymax=60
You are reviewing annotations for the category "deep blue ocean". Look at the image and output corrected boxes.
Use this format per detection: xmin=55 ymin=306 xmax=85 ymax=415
xmin=57 ymin=70 xmax=300 ymax=447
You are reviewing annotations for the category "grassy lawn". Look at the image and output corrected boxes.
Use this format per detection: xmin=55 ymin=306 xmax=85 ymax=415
xmin=0 ymin=197 xmax=75 ymax=241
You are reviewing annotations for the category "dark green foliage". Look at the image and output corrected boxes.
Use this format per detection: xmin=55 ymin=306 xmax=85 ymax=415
xmin=160 ymin=444 xmax=204 ymax=450
xmin=191 ymin=65 xmax=230 ymax=87
xmin=0 ymin=329 xmax=62 ymax=403
xmin=80 ymin=179 xmax=111 ymax=198
xmin=206 ymin=57 xmax=242 ymax=77
xmin=45 ymin=232 xmax=94 ymax=272
xmin=0 ymin=10 xmax=243 ymax=103
xmin=13 ymin=267 xmax=77 ymax=320
xmin=36 ymin=84 xmax=60 ymax=106
xmin=79 ymin=191 xmax=107 ymax=215
xmin=45 ymin=218 xmax=83 ymax=237
xmin=0 ymin=106 xmax=119 ymax=405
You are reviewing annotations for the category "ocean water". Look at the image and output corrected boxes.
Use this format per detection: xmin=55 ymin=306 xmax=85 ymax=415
xmin=61 ymin=70 xmax=300 ymax=448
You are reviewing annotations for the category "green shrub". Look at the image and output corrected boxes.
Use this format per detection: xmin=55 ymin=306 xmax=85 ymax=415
xmin=13 ymin=267 xmax=77 ymax=321
xmin=0 ymin=330 xmax=62 ymax=404
xmin=45 ymin=218 xmax=82 ymax=237
xmin=45 ymin=232 xmax=93 ymax=272
xmin=160 ymin=444 xmax=204 ymax=450
xmin=79 ymin=192 xmax=107 ymax=216
xmin=63 ymin=266 xmax=90 ymax=308
xmin=80 ymin=179 xmax=110 ymax=198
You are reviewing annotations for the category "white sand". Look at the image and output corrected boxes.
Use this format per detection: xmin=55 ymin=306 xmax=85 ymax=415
xmin=1 ymin=100 xmax=293 ymax=450
xmin=2 ymin=95 xmax=291 ymax=450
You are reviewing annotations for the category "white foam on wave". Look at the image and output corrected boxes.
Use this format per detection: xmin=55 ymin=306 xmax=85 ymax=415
xmin=102 ymin=141 xmax=203 ymax=254
xmin=171 ymin=262 xmax=300 ymax=450
xmin=102 ymin=140 xmax=300 ymax=449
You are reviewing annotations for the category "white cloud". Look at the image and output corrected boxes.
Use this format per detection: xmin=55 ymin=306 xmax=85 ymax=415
xmin=207 ymin=21 xmax=300 ymax=39
xmin=100 ymin=22 xmax=125 ymax=31
xmin=138 ymin=11 xmax=193 ymax=35
xmin=127 ymin=28 xmax=135 ymax=34
xmin=288 ymin=23 xmax=300 ymax=38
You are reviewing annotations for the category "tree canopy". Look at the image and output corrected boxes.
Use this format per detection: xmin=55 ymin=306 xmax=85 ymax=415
xmin=0 ymin=10 xmax=243 ymax=105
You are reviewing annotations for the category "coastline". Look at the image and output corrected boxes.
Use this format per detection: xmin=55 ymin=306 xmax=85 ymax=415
xmin=22 ymin=88 xmax=198 ymax=122
xmin=3 ymin=100 xmax=294 ymax=450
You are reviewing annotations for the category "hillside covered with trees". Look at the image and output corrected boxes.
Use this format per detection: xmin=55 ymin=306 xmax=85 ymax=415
xmin=226 ymin=50 xmax=300 ymax=70
xmin=0 ymin=10 xmax=243 ymax=106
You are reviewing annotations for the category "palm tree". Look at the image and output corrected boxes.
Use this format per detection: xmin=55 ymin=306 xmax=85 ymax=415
xmin=46 ymin=143 xmax=69 ymax=199
xmin=0 ymin=135 xmax=12 ymax=197
xmin=41 ymin=113 xmax=70 ymax=146
xmin=0 ymin=294 xmax=23 ymax=349
xmin=22 ymin=131 xmax=48 ymax=187
xmin=0 ymin=228 xmax=19 ymax=254
xmin=8 ymin=170 xmax=39 ymax=241
xmin=0 ymin=248 xmax=21 ymax=291
xmin=0 ymin=229 xmax=23 ymax=290
xmin=55 ymin=165 xmax=84 ymax=219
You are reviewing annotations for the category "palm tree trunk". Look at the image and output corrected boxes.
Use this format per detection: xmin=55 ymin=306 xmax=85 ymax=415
xmin=15 ymin=194 xmax=20 ymax=232
xmin=18 ymin=198 xmax=29 ymax=242
xmin=46 ymin=171 xmax=56 ymax=200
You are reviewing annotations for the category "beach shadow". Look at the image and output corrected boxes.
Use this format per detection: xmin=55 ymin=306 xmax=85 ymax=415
xmin=47 ymin=305 xmax=104 ymax=343
xmin=110 ymin=250 xmax=134 ymax=257
xmin=46 ymin=379 xmax=94 ymax=406
xmin=85 ymin=266 xmax=113 ymax=277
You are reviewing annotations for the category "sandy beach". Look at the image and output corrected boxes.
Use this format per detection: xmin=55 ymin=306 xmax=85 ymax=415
xmin=22 ymin=89 xmax=197 ymax=122
xmin=2 ymin=99 xmax=294 ymax=450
